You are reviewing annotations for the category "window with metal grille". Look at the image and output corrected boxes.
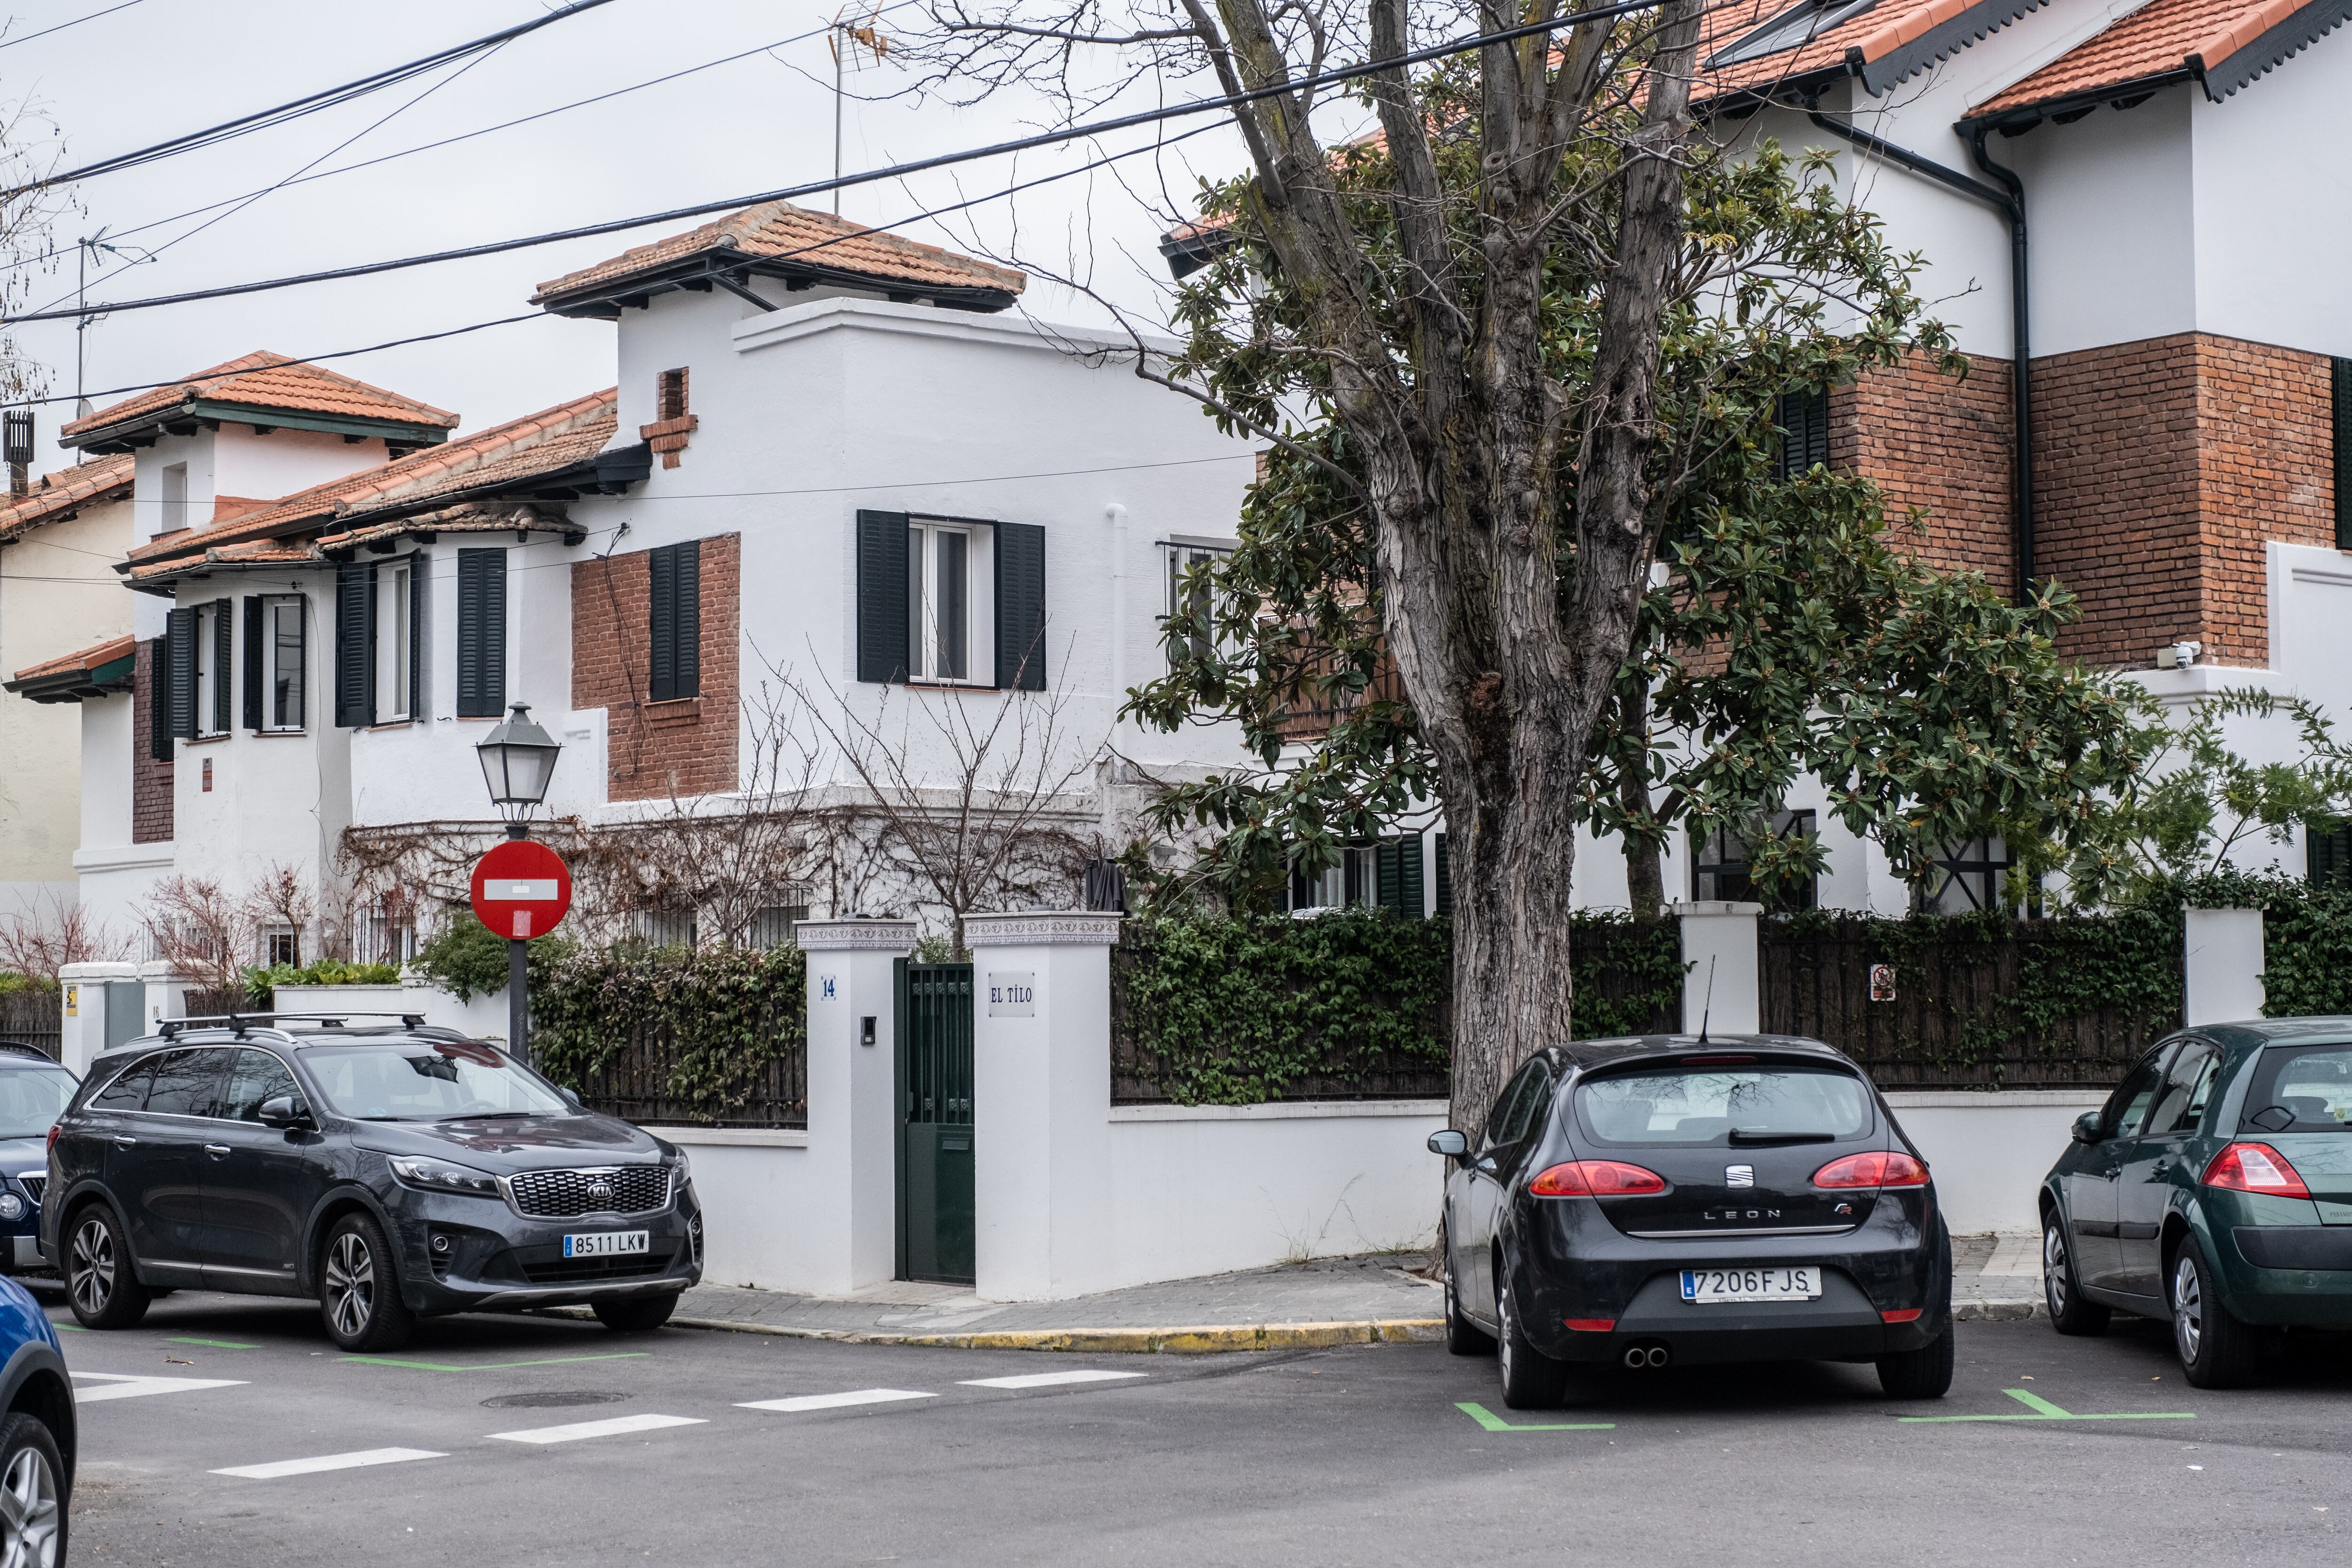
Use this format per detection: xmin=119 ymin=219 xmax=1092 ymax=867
xmin=1774 ymin=385 xmax=1830 ymax=479
xmin=1915 ymin=836 xmax=2015 ymax=915
xmin=1691 ymin=811 xmax=1819 ymax=909
xmin=648 ymin=540 xmax=702 ymax=701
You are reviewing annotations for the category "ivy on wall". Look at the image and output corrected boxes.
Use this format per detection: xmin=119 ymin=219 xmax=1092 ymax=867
xmin=531 ymin=943 xmax=809 ymax=1122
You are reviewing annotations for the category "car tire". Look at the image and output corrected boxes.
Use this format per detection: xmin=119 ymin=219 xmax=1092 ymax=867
xmin=0 ymin=1410 xmax=67 ymax=1568
xmin=592 ymin=1293 xmax=680 ymax=1332
xmin=1875 ymin=1305 xmax=1955 ymax=1399
xmin=2042 ymin=1217 xmax=2110 ymax=1337
xmin=1494 ymin=1271 xmax=1568 ymax=1410
xmin=1441 ymin=1227 xmax=1494 ymax=1358
xmin=2171 ymin=1236 xmax=2258 ymax=1390
xmin=319 ymin=1212 xmax=415 ymax=1354
xmin=64 ymin=1204 xmax=150 ymax=1330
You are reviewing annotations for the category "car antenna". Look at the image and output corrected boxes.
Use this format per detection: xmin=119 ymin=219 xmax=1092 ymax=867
xmin=1697 ymin=956 xmax=1716 ymax=1045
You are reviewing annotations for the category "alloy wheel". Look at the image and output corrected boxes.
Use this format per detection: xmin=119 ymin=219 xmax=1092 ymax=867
xmin=2042 ymin=1225 xmax=2069 ymax=1315
xmin=0 ymin=1442 xmax=59 ymax=1568
xmin=325 ymin=1232 xmax=376 ymax=1340
xmin=1496 ymin=1285 xmax=1517 ymax=1381
xmin=67 ymin=1218 xmax=112 ymax=1318
xmin=2173 ymin=1253 xmax=2204 ymax=1364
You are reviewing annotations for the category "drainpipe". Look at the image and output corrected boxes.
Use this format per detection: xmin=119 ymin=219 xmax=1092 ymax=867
xmin=1104 ymin=502 xmax=1128 ymax=750
xmin=1803 ymin=108 xmax=2035 ymax=603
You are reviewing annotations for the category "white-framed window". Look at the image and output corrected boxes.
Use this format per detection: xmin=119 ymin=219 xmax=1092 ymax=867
xmin=262 ymin=594 xmax=306 ymax=732
xmin=1289 ymin=845 xmax=1377 ymax=913
xmin=263 ymin=929 xmax=299 ymax=967
xmin=376 ymin=561 xmax=413 ymax=722
xmin=1161 ymin=540 xmax=1234 ymax=668
xmin=906 ymin=519 xmax=983 ymax=682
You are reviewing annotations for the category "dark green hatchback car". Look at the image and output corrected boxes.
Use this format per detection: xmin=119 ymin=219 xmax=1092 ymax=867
xmin=2040 ymin=1019 xmax=2352 ymax=1386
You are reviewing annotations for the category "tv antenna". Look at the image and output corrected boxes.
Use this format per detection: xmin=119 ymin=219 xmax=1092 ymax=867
xmin=828 ymin=5 xmax=892 ymax=217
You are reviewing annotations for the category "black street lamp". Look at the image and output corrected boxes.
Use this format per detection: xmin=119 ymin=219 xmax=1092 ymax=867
xmin=476 ymin=703 xmax=561 ymax=1059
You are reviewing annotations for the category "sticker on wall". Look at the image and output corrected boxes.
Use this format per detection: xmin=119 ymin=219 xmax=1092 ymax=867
xmin=988 ymin=971 xmax=1036 ymax=1018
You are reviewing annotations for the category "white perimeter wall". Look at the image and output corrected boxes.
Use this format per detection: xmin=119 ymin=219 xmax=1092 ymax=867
xmin=1888 ymin=1090 xmax=2105 ymax=1235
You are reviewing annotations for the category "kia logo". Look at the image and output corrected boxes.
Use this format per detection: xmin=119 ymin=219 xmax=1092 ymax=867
xmin=587 ymin=1178 xmax=614 ymax=1202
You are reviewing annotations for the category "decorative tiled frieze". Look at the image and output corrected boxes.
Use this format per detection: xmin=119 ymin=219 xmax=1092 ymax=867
xmin=794 ymin=919 xmax=920 ymax=952
xmin=961 ymin=912 xmax=1123 ymax=947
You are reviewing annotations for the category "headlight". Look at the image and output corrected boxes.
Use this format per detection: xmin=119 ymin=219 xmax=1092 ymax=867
xmin=388 ymin=1156 xmax=501 ymax=1198
xmin=668 ymin=1149 xmax=692 ymax=1186
xmin=0 ymin=1194 xmax=23 ymax=1221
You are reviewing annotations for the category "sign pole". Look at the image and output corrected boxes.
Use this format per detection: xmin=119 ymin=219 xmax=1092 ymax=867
xmin=470 ymin=828 xmax=573 ymax=1065
xmin=507 ymin=823 xmax=531 ymax=1065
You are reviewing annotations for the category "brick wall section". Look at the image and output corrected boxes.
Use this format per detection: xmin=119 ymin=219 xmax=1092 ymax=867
xmin=1832 ymin=350 xmax=2016 ymax=597
xmin=131 ymin=639 xmax=173 ymax=844
xmin=572 ymin=533 xmax=739 ymax=801
xmin=2031 ymin=333 xmax=2335 ymax=669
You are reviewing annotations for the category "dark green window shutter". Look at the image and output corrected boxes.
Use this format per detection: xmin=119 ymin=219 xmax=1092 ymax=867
xmin=856 ymin=509 xmax=911 ymax=684
xmin=1434 ymin=832 xmax=1452 ymax=916
xmin=2312 ymin=823 xmax=2352 ymax=890
xmin=1775 ymin=385 xmax=1829 ymax=479
xmin=335 ymin=562 xmax=375 ymax=728
xmin=1398 ymin=831 xmax=1423 ymax=917
xmin=209 ymin=599 xmax=232 ymax=734
xmin=648 ymin=541 xmax=701 ymax=701
xmin=455 ymin=549 xmax=506 ymax=717
xmin=147 ymin=637 xmax=173 ymax=759
xmin=994 ymin=519 xmax=1046 ymax=690
xmin=407 ymin=551 xmax=427 ymax=719
xmin=240 ymin=596 xmax=264 ymax=731
xmin=164 ymin=606 xmax=197 ymax=739
xmin=2334 ymin=358 xmax=2352 ymax=551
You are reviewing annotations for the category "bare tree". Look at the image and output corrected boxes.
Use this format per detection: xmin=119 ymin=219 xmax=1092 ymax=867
xmin=796 ymin=656 xmax=1099 ymax=955
xmin=242 ymin=863 xmax=317 ymax=968
xmin=0 ymin=891 xmax=124 ymax=978
xmin=898 ymin=0 xmax=1746 ymax=1121
xmin=142 ymin=876 xmax=256 ymax=999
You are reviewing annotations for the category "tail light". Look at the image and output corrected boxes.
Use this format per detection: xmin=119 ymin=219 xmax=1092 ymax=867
xmin=44 ymin=1126 xmax=57 ymax=1155
xmin=2201 ymin=1142 xmax=2310 ymax=1198
xmin=1528 ymin=1160 xmax=1668 ymax=1196
xmin=1812 ymin=1151 xmax=1930 ymax=1189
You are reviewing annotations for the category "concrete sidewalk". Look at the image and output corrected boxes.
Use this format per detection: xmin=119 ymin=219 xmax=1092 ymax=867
xmin=555 ymin=1234 xmax=2047 ymax=1353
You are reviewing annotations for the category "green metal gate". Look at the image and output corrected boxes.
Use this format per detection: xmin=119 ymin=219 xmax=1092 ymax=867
xmin=896 ymin=960 xmax=975 ymax=1284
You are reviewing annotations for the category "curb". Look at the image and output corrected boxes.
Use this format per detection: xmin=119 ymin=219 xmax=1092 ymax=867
xmin=544 ymin=1307 xmax=1447 ymax=1353
xmin=1954 ymin=1297 xmax=2041 ymax=1322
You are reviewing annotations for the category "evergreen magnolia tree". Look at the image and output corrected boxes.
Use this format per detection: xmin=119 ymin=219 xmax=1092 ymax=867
xmin=908 ymin=8 xmax=2137 ymax=1125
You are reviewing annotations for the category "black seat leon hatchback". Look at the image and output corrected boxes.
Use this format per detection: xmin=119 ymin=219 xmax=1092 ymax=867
xmin=44 ymin=1015 xmax=703 ymax=1352
xmin=1430 ymin=1034 xmax=1952 ymax=1407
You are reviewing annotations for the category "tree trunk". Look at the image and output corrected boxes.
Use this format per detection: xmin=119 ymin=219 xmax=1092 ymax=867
xmin=1622 ymin=808 xmax=1667 ymax=923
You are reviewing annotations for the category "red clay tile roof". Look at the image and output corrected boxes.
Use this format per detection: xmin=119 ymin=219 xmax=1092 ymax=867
xmin=10 ymin=633 xmax=134 ymax=685
xmin=60 ymin=350 xmax=458 ymax=447
xmin=125 ymin=504 xmax=572 ymax=586
xmin=1697 ymin=0 xmax=2051 ymax=101
xmin=532 ymin=199 xmax=1026 ymax=308
xmin=1968 ymin=0 xmax=2346 ymax=114
xmin=0 ymin=454 xmax=134 ymax=546
xmin=123 ymin=388 xmax=616 ymax=570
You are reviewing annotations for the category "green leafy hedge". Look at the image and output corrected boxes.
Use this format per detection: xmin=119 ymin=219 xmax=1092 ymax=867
xmin=241 ymin=960 xmax=401 ymax=1007
xmin=2258 ymin=886 xmax=2352 ymax=1017
xmin=414 ymin=912 xmax=568 ymax=1002
xmin=531 ymin=944 xmax=808 ymax=1124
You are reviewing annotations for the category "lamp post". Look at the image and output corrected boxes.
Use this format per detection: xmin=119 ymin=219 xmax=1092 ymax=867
xmin=476 ymin=703 xmax=562 ymax=1060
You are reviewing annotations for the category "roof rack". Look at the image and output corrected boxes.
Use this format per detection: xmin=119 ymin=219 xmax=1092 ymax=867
xmin=158 ymin=1011 xmax=427 ymax=1040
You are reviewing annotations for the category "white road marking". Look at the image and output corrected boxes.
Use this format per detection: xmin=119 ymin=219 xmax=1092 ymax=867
xmin=958 ymin=1370 xmax=1148 ymax=1390
xmin=489 ymin=1413 xmax=707 ymax=1445
xmin=738 ymin=1388 xmax=937 ymax=1414
xmin=214 ymin=1448 xmax=446 ymax=1480
xmin=72 ymin=1373 xmax=248 ymax=1404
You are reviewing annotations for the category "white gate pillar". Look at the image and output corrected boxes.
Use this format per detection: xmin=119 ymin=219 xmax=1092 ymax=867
xmin=57 ymin=962 xmax=137 ymax=1072
xmin=797 ymin=919 xmax=919 ymax=1296
xmin=2184 ymin=907 xmax=2265 ymax=1026
xmin=966 ymin=912 xmax=1121 ymax=1303
xmin=1671 ymin=901 xmax=1762 ymax=1036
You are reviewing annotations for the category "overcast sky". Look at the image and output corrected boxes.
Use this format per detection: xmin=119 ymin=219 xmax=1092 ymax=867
xmin=0 ymin=0 xmax=1273 ymax=476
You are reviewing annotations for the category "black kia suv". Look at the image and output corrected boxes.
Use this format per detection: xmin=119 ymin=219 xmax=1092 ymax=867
xmin=43 ymin=1015 xmax=704 ymax=1352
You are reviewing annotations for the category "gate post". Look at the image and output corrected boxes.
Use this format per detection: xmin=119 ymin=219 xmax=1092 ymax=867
xmin=1671 ymin=901 xmax=1762 ymax=1035
xmin=2183 ymin=907 xmax=2264 ymax=1026
xmin=56 ymin=961 xmax=138 ymax=1072
xmin=798 ymin=919 xmax=919 ymax=1296
xmin=965 ymin=912 xmax=1121 ymax=1302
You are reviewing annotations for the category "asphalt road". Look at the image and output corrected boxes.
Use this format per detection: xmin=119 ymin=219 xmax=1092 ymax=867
xmin=41 ymin=1284 xmax=2352 ymax=1568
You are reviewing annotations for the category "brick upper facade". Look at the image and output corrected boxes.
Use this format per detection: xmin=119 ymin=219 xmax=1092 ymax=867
xmin=572 ymin=533 xmax=741 ymax=802
xmin=1833 ymin=350 xmax=2018 ymax=597
xmin=132 ymin=640 xmax=173 ymax=845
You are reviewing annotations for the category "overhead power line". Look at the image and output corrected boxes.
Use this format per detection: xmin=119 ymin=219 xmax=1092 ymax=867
xmin=20 ymin=0 xmax=622 ymax=194
xmin=4 ymin=0 xmax=1680 ymax=326
xmin=0 ymin=0 xmax=146 ymax=50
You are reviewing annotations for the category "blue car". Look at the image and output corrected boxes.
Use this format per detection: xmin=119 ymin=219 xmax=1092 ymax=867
xmin=0 ymin=1047 xmax=81 ymax=1281
xmin=0 ymin=1273 xmax=72 ymax=1564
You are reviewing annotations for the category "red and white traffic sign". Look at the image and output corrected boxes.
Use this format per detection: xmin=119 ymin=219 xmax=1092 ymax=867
xmin=471 ymin=838 xmax=572 ymax=939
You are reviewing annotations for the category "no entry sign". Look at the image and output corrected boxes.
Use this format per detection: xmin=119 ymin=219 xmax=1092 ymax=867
xmin=471 ymin=838 xmax=572 ymax=939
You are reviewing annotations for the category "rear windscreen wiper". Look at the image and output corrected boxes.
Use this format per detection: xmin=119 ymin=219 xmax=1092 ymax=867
xmin=1728 ymin=1128 xmax=1837 ymax=1144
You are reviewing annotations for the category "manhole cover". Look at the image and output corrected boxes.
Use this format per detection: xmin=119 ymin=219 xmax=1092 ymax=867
xmin=479 ymin=1391 xmax=627 ymax=1409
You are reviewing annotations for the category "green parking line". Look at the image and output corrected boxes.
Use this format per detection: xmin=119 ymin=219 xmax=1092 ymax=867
xmin=1900 ymin=1387 xmax=2195 ymax=1424
xmin=342 ymin=1351 xmax=651 ymax=1373
xmin=169 ymin=1337 xmax=258 ymax=1350
xmin=1456 ymin=1401 xmax=1615 ymax=1433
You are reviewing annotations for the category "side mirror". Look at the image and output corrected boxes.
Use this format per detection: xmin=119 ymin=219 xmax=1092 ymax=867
xmin=561 ymin=1088 xmax=586 ymax=1113
xmin=1427 ymin=1129 xmax=1470 ymax=1159
xmin=2071 ymin=1110 xmax=2104 ymax=1145
xmin=258 ymin=1095 xmax=313 ymax=1131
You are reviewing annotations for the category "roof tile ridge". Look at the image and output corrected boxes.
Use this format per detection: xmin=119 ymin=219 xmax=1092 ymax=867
xmin=2190 ymin=0 xmax=2307 ymax=64
xmin=1855 ymin=0 xmax=1977 ymax=59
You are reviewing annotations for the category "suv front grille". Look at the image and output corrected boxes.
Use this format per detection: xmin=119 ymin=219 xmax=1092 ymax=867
xmin=506 ymin=1165 xmax=670 ymax=1219
xmin=16 ymin=1176 xmax=44 ymax=1208
xmin=520 ymin=1248 xmax=677 ymax=1285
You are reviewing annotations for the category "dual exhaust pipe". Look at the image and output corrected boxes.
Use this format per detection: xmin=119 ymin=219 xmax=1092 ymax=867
xmin=1621 ymin=1342 xmax=1671 ymax=1370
